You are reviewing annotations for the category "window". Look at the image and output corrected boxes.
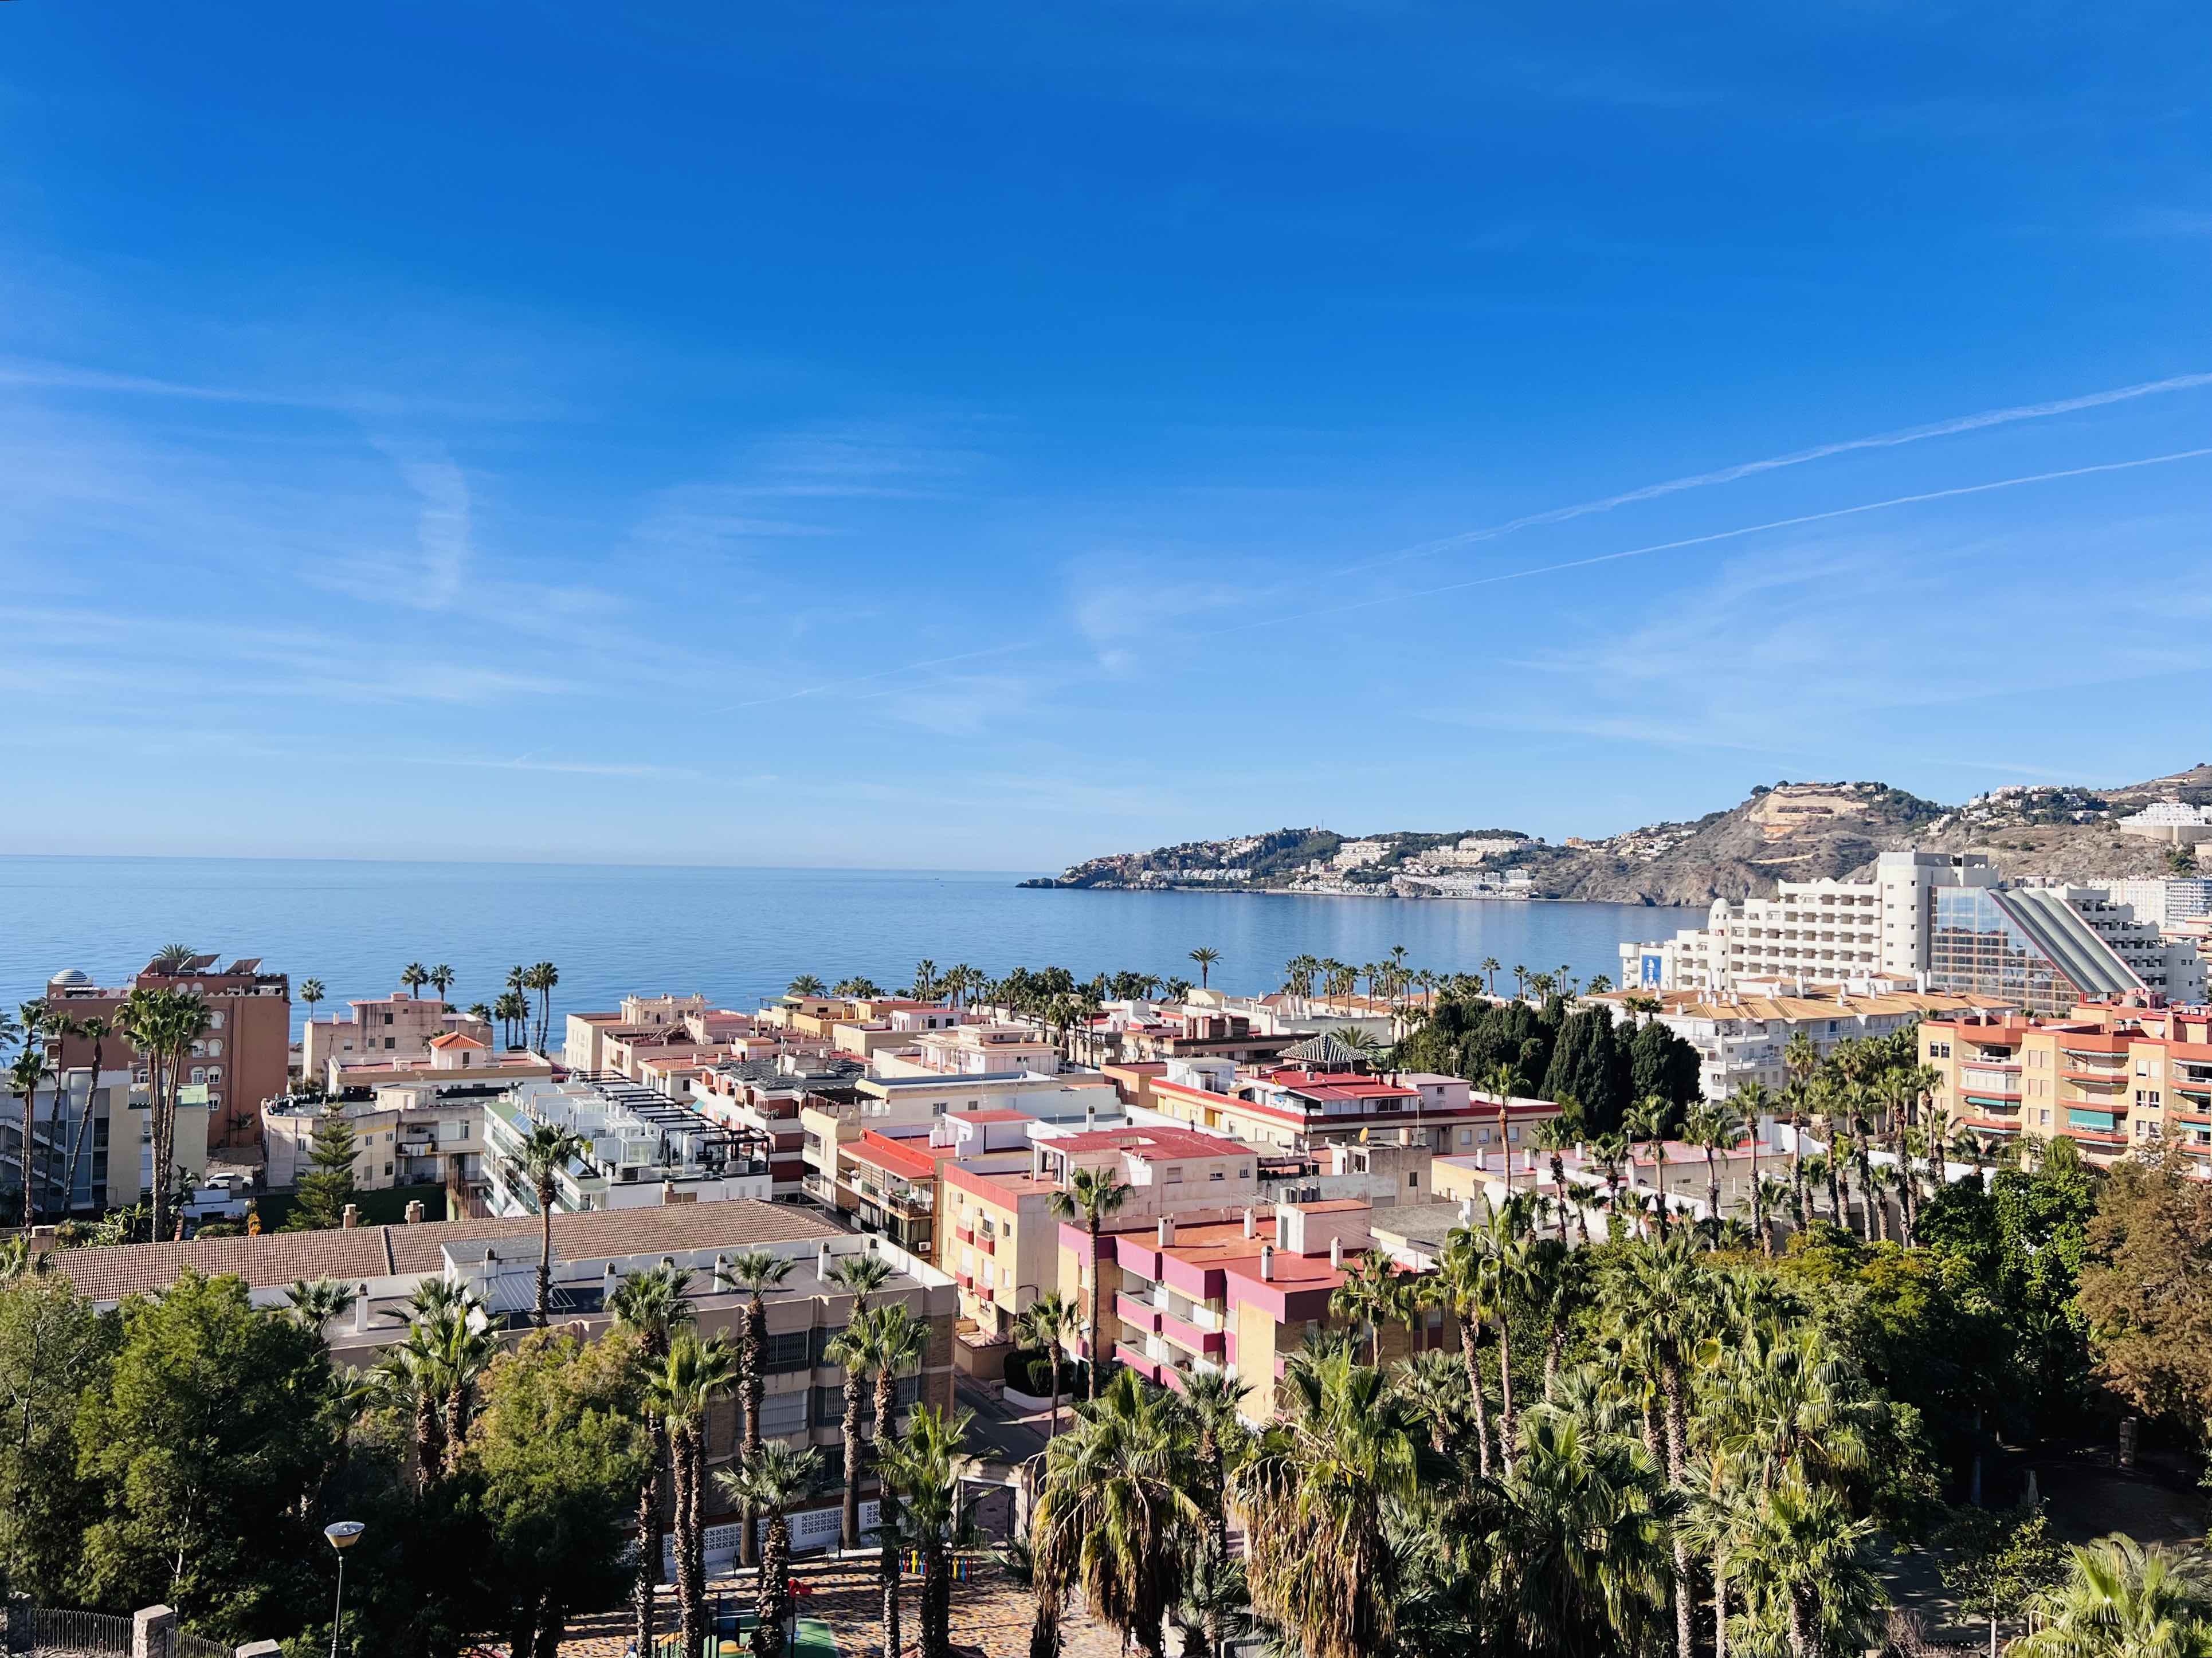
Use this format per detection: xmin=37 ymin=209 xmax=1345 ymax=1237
xmin=385 ymin=1038 xmax=397 ymax=1050
xmin=758 ymin=1389 xmax=810 ymax=1437
xmin=206 ymin=1039 xmax=222 ymax=1058
xmin=189 ymin=1066 xmax=206 ymax=1084
xmin=210 ymin=1011 xmax=225 ymax=1030
xmin=1164 ymin=1166 xmax=1183 ymax=1184
xmin=384 ymin=1162 xmax=393 ymax=1176
xmin=1407 ymin=1172 xmax=1419 ymax=1188
xmin=383 ymin=1013 xmax=394 ymax=1025
xmin=762 ymin=1330 xmax=815 ymax=1372
xmin=1209 ymin=1169 xmax=1225 ymax=1182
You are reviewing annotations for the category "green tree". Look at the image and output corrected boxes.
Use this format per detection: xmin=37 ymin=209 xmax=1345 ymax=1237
xmin=0 ymin=1271 xmax=113 ymax=1599
xmin=1936 ymin=1505 xmax=2068 ymax=1658
xmin=1189 ymin=946 xmax=1221 ymax=989
xmin=824 ymin=1254 xmax=895 ymax=1548
xmin=609 ymin=1264 xmax=695 ymax=1657
xmin=1542 ymin=1008 xmax=1629 ymax=1135
xmin=1628 ymin=1018 xmax=1704 ymax=1114
xmin=1015 ymin=1289 xmax=1080 ymax=1438
xmin=286 ymin=1103 xmax=360 ymax=1232
xmin=76 ymin=1270 xmax=339 ymax=1641
xmin=505 ymin=1123 xmax=587 ymax=1326
xmin=466 ymin=1330 xmax=650 ymax=1658
xmin=877 ymin=1405 xmax=975 ymax=1658
xmin=728 ymin=1248 xmax=795 ymax=1567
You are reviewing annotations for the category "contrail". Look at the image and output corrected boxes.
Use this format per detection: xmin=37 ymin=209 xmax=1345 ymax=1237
xmin=721 ymin=641 xmax=1036 ymax=710
xmin=1341 ymin=371 xmax=2212 ymax=576
xmin=1230 ymin=447 xmax=2212 ymax=634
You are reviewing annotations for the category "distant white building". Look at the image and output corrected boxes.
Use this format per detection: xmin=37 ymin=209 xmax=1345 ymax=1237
xmin=2119 ymin=802 xmax=2212 ymax=846
xmin=2107 ymin=878 xmax=2212 ymax=931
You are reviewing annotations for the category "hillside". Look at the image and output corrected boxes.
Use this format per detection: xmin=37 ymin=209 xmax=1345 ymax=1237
xmin=1025 ymin=768 xmax=2211 ymax=905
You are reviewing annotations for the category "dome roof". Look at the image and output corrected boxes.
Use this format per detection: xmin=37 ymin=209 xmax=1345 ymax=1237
xmin=48 ymin=968 xmax=91 ymax=988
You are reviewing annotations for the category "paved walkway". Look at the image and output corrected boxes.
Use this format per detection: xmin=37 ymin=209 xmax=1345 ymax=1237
xmin=557 ymin=1555 xmax=1121 ymax=1658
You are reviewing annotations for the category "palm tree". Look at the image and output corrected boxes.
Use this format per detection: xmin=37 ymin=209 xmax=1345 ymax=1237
xmin=909 ymin=958 xmax=941 ymax=1000
xmin=1624 ymin=1094 xmax=1674 ymax=1240
xmin=527 ymin=960 xmax=560 ymax=1052
xmin=1727 ymin=1479 xmax=1883 ymax=1658
xmin=150 ymin=943 xmax=197 ymax=972
xmin=1469 ymin=1210 xmax=1535 ymax=1476
xmin=1188 ymin=946 xmax=1221 ymax=990
xmin=506 ymin=1122 xmax=587 ymax=1326
xmin=1015 ymin=1290 xmax=1080 ymax=1438
xmin=825 ymin=1254 xmax=896 ymax=1548
xmin=2017 ymin=1534 xmax=2212 ymax=1658
xmin=428 ymin=963 xmax=455 ymax=1001
xmin=1230 ymin=1343 xmax=1434 ymax=1658
xmin=1480 ymin=1062 xmax=1524 ymax=1191
xmin=116 ymin=986 xmax=210 ymax=1243
xmin=1032 ymin=1368 xmax=1203 ymax=1658
xmin=1391 ymin=1349 xmax=1468 ymax=1452
xmin=863 ymin=1303 xmax=929 ymax=1658
xmin=1734 ymin=1080 xmax=1772 ymax=1243
xmin=400 ymin=961 xmax=429 ymax=999
xmin=10 ymin=1044 xmax=49 ymax=1232
xmin=716 ymin=1441 xmax=826 ymax=1658
xmin=729 ymin=1248 xmax=796 ymax=1566
xmin=1782 ymin=1031 xmax=1821 ymax=1229
xmin=878 ymin=1405 xmax=977 ymax=1658
xmin=611 ymin=1264 xmax=695 ymax=1657
xmin=787 ymin=973 xmax=826 ymax=997
xmin=1429 ymin=1227 xmax=1495 ymax=1477
xmin=1174 ymin=1368 xmax=1252 ymax=1658
xmin=494 ymin=989 xmax=530 ymax=1049
xmin=281 ymin=1275 xmax=359 ymax=1335
xmin=1480 ymin=956 xmax=1501 ymax=997
xmin=1529 ymin=1113 xmax=1580 ymax=1243
xmin=299 ymin=977 xmax=325 ymax=1021
xmin=1049 ymin=1168 xmax=1131 ymax=1398
xmin=1328 ymin=1248 xmax=1403 ymax=1367
xmin=1603 ymin=1235 xmax=1712 ymax=1658
xmin=650 ymin=1331 xmax=740 ymax=1658
xmin=1679 ymin=1099 xmax=1742 ymax=1239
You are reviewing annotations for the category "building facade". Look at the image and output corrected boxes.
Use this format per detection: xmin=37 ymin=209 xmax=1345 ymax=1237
xmin=302 ymin=992 xmax=493 ymax=1085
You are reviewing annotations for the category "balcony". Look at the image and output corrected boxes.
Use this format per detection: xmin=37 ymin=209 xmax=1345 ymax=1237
xmin=1116 ymin=1292 xmax=1163 ymax=1336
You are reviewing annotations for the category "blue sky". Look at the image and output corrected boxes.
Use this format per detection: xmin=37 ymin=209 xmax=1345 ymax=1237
xmin=3 ymin=3 xmax=2208 ymax=869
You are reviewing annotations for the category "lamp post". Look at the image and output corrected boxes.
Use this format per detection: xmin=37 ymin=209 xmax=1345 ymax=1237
xmin=324 ymin=1520 xmax=365 ymax=1658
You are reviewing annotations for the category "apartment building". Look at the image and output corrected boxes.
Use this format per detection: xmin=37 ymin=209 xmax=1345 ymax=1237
xmin=2108 ymin=878 xmax=2212 ymax=931
xmin=694 ymin=1055 xmax=868 ymax=1200
xmin=821 ymin=1111 xmax=1040 ymax=1259
xmin=48 ymin=954 xmax=292 ymax=1152
xmin=1921 ymin=1001 xmax=2212 ymax=1166
xmin=327 ymin=1038 xmax=559 ymax=1099
xmin=1586 ymin=983 xmax=2014 ymax=1099
xmin=483 ymin=1075 xmax=772 ymax=1215
xmin=44 ymin=1200 xmax=955 ymax=1566
xmin=1102 ymin=1198 xmax=1457 ymax=1423
xmin=5 ymin=1068 xmax=210 ymax=1218
xmin=302 ymin=991 xmax=493 ymax=1084
xmin=1622 ymin=852 xmax=2206 ymax=1012
xmin=874 ymin=1023 xmax=1064 ymax=1078
xmin=1142 ymin=1051 xmax=1485 ymax=1155
xmin=265 ymin=1076 xmax=498 ymax=1195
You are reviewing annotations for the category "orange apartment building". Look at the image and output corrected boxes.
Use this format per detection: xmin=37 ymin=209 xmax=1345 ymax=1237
xmin=301 ymin=991 xmax=495 ymax=1086
xmin=48 ymin=953 xmax=292 ymax=1151
xmin=1923 ymin=1000 xmax=2212 ymax=1166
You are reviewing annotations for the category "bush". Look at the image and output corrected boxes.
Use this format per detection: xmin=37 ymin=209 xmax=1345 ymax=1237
xmin=1006 ymin=1349 xmax=1087 ymax=1399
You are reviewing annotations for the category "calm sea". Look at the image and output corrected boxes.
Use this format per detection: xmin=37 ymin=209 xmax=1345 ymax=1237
xmin=0 ymin=857 xmax=1688 ymax=1036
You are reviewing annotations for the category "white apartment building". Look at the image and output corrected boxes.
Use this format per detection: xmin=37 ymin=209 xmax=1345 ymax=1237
xmin=2119 ymin=802 xmax=2212 ymax=846
xmin=484 ymin=1076 xmax=772 ymax=1215
xmin=1622 ymin=852 xmax=2206 ymax=1012
xmin=302 ymin=991 xmax=493 ymax=1079
xmin=2108 ymin=878 xmax=2212 ymax=931
xmin=1623 ymin=851 xmax=1997 ymax=993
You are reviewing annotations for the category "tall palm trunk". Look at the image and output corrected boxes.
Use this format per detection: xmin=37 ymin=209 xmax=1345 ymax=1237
xmin=1660 ymin=1361 xmax=1692 ymax=1658
xmin=1856 ymin=1138 xmax=1878 ymax=1240
xmin=921 ymin=1537 xmax=953 ymax=1658
xmin=840 ymin=1368 xmax=865 ymax=1549
xmin=1458 ymin=1319 xmax=1491 ymax=1479
xmin=18 ymin=1078 xmax=41 ymax=1233
xmin=741 ymin=1296 xmax=766 ymax=1567
xmin=876 ymin=1365 xmax=903 ymax=1658
xmin=146 ymin=1045 xmax=172 ymax=1244
xmin=670 ymin=1418 xmax=703 ymax=1658
xmin=634 ymin=1415 xmax=666 ymax=1656
xmin=752 ymin=1514 xmax=793 ymax=1658
xmin=535 ymin=1176 xmax=556 ymax=1327
xmin=1704 ymin=1148 xmax=1721 ymax=1238
xmin=1712 ymin=1550 xmax=1728 ymax=1658
xmin=1825 ymin=1148 xmax=1842 ymax=1225
xmin=1549 ymin=1152 xmax=1571 ymax=1243
xmin=1494 ymin=1314 xmax=1517 ymax=1476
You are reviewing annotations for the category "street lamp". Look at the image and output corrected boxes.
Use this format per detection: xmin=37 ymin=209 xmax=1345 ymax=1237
xmin=324 ymin=1521 xmax=365 ymax=1658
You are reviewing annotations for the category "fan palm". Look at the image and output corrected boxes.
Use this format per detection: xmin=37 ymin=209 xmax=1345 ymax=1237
xmin=1327 ymin=1248 xmax=1404 ymax=1367
xmin=1727 ymin=1478 xmax=1884 ymax=1658
xmin=716 ymin=1441 xmax=827 ymax=1658
xmin=401 ymin=961 xmax=429 ymax=997
xmin=859 ymin=1303 xmax=929 ymax=1658
xmin=2015 ymin=1534 xmax=2212 ymax=1658
xmin=1032 ymin=1368 xmax=1203 ymax=1658
xmin=611 ymin=1264 xmax=695 ymax=1656
xmin=116 ymin=986 xmax=210 ymax=1243
xmin=1393 ymin=1347 xmax=1470 ymax=1453
xmin=280 ymin=1275 xmax=359 ymax=1337
xmin=1430 ymin=1225 xmax=1497 ymax=1477
xmin=1502 ymin=1405 xmax=1676 ymax=1657
xmin=1683 ymin=1099 xmax=1746 ymax=1239
xmin=505 ymin=1122 xmax=588 ymax=1326
xmin=1049 ymin=1168 xmax=1131 ymax=1397
xmin=50 ymin=1015 xmax=107 ymax=1216
xmin=648 ymin=1331 xmax=740 ymax=1658
xmin=729 ymin=1248 xmax=796 ymax=1566
xmin=878 ymin=1405 xmax=978 ymax=1658
xmin=9 ymin=1046 xmax=49 ymax=1232
xmin=1015 ymin=1290 xmax=1080 ymax=1438
xmin=825 ymin=1254 xmax=897 ymax=1547
xmin=1230 ymin=1343 xmax=1436 ymax=1658
xmin=1176 ymin=1367 xmax=1253 ymax=1658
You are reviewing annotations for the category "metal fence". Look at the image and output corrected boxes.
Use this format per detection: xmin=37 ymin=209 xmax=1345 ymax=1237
xmin=17 ymin=1607 xmax=233 ymax=1658
xmin=27 ymin=1609 xmax=132 ymax=1657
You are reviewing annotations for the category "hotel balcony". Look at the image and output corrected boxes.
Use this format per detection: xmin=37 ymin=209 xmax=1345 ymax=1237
xmin=1116 ymin=1291 xmax=1163 ymax=1337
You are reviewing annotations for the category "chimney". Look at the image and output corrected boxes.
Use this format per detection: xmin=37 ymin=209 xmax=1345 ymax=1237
xmin=403 ymin=1199 xmax=423 ymax=1224
xmin=1259 ymin=1244 xmax=1275 ymax=1281
xmin=1158 ymin=1215 xmax=1176 ymax=1247
xmin=340 ymin=1204 xmax=358 ymax=1229
xmin=713 ymin=1253 xmax=731 ymax=1292
xmin=353 ymin=1285 xmax=371 ymax=1334
xmin=1328 ymin=1236 xmax=1344 ymax=1270
xmin=661 ymin=1180 xmax=677 ymax=1205
xmin=603 ymin=1261 xmax=619 ymax=1299
xmin=1241 ymin=1206 xmax=1256 ymax=1239
xmin=817 ymin=1240 xmax=834 ymax=1282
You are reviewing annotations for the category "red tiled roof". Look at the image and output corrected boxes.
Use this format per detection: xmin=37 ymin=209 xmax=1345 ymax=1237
xmin=1046 ymin=1127 xmax=1253 ymax=1160
xmin=47 ymin=1199 xmax=845 ymax=1303
xmin=849 ymin=1132 xmax=949 ymax=1181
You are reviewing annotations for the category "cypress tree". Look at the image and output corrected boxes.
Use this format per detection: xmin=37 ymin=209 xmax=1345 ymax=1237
xmin=1542 ymin=1008 xmax=1629 ymax=1134
xmin=1627 ymin=1019 xmax=1703 ymax=1116
xmin=287 ymin=1103 xmax=359 ymax=1232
